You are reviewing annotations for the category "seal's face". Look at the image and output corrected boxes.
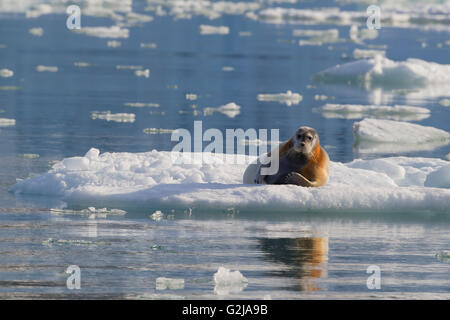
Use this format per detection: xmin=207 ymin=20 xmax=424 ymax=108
xmin=292 ymin=126 xmax=319 ymax=155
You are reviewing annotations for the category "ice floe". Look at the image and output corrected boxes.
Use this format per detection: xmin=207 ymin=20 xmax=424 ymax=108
xmin=439 ymin=99 xmax=450 ymax=107
xmin=135 ymin=69 xmax=150 ymax=78
xmin=316 ymin=104 xmax=430 ymax=121
xmin=314 ymin=56 xmax=450 ymax=90
xmin=36 ymin=65 xmax=58 ymax=72
xmin=107 ymin=40 xmax=121 ymax=47
xmin=203 ymin=102 xmax=241 ymax=118
xmin=140 ymin=42 xmax=157 ymax=49
xmin=90 ymin=111 xmax=136 ymax=123
xmin=143 ymin=128 xmax=175 ymax=134
xmin=425 ymin=164 xmax=450 ymax=189
xmin=156 ymin=277 xmax=184 ymax=290
xmin=199 ymin=25 xmax=230 ymax=35
xmin=353 ymin=49 xmax=385 ymax=59
xmin=257 ymin=90 xmax=302 ymax=106
xmin=28 ymin=27 xmax=44 ymax=37
xmin=293 ymin=29 xmax=341 ymax=46
xmin=214 ymin=267 xmax=248 ymax=295
xmin=74 ymin=26 xmax=129 ymax=39
xmin=0 ymin=118 xmax=15 ymax=127
xmin=353 ymin=118 xmax=450 ymax=154
xmin=0 ymin=69 xmax=13 ymax=78
xmin=9 ymin=148 xmax=450 ymax=212
xmin=124 ymin=102 xmax=159 ymax=108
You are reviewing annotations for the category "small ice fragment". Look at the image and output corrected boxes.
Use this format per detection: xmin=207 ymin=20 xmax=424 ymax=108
xmin=74 ymin=62 xmax=91 ymax=67
xmin=29 ymin=27 xmax=44 ymax=37
xmin=140 ymin=42 xmax=157 ymax=49
xmin=36 ymin=65 xmax=58 ymax=72
xmin=222 ymin=66 xmax=234 ymax=71
xmin=74 ymin=26 xmax=129 ymax=39
xmin=199 ymin=25 xmax=229 ymax=35
xmin=124 ymin=102 xmax=159 ymax=108
xmin=91 ymin=111 xmax=136 ymax=123
xmin=203 ymin=102 xmax=241 ymax=118
xmin=0 ymin=69 xmax=13 ymax=78
xmin=150 ymin=210 xmax=164 ymax=221
xmin=239 ymin=31 xmax=252 ymax=37
xmin=143 ymin=128 xmax=175 ymax=134
xmin=257 ymin=90 xmax=303 ymax=106
xmin=314 ymin=94 xmax=328 ymax=101
xmin=116 ymin=65 xmax=142 ymax=70
xmin=21 ymin=154 xmax=40 ymax=159
xmin=135 ymin=69 xmax=150 ymax=78
xmin=156 ymin=277 xmax=185 ymax=290
xmin=185 ymin=94 xmax=197 ymax=101
xmin=107 ymin=40 xmax=121 ymax=48
xmin=0 ymin=118 xmax=16 ymax=126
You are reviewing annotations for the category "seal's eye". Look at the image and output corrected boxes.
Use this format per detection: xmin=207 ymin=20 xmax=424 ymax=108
xmin=297 ymin=134 xmax=301 ymax=139
xmin=307 ymin=136 xmax=312 ymax=140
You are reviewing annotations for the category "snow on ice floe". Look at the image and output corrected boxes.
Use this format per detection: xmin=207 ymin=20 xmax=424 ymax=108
xmin=203 ymin=102 xmax=240 ymax=118
xmin=199 ymin=25 xmax=229 ymax=35
xmin=9 ymin=148 xmax=450 ymax=212
xmin=90 ymin=111 xmax=135 ymax=123
xmin=293 ymin=29 xmax=342 ymax=46
xmin=353 ymin=118 xmax=450 ymax=154
xmin=257 ymin=90 xmax=303 ymax=106
xmin=0 ymin=69 xmax=13 ymax=78
xmin=314 ymin=56 xmax=450 ymax=90
xmin=316 ymin=104 xmax=430 ymax=121
xmin=28 ymin=27 xmax=44 ymax=37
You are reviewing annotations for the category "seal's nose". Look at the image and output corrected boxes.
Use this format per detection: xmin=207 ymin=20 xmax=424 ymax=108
xmin=300 ymin=142 xmax=305 ymax=147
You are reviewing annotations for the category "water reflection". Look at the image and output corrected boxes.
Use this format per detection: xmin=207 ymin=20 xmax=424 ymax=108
xmin=258 ymin=236 xmax=328 ymax=292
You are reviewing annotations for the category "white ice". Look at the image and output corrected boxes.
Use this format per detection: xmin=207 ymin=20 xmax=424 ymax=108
xmin=9 ymin=148 xmax=450 ymax=212
xmin=257 ymin=90 xmax=303 ymax=106
xmin=36 ymin=65 xmax=58 ymax=72
xmin=90 ymin=111 xmax=135 ymax=123
xmin=0 ymin=68 xmax=13 ymax=78
xmin=199 ymin=25 xmax=230 ymax=35
xmin=74 ymin=26 xmax=129 ymax=39
xmin=353 ymin=118 xmax=450 ymax=154
xmin=203 ymin=102 xmax=241 ymax=118
xmin=0 ymin=118 xmax=16 ymax=127
xmin=213 ymin=267 xmax=248 ymax=295
xmin=316 ymin=104 xmax=430 ymax=121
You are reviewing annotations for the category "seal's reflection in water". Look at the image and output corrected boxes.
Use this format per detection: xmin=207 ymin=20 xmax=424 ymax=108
xmin=258 ymin=236 xmax=328 ymax=292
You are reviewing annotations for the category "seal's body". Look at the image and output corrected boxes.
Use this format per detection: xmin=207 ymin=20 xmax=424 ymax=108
xmin=243 ymin=126 xmax=329 ymax=187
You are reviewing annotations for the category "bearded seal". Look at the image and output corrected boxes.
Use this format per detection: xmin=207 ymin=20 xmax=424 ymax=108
xmin=243 ymin=126 xmax=329 ymax=187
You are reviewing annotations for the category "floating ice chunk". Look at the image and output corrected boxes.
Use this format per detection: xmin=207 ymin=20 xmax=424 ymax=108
xmin=204 ymin=102 xmax=241 ymax=118
xmin=143 ymin=128 xmax=175 ymax=134
xmin=439 ymin=99 xmax=450 ymax=107
xmin=140 ymin=42 xmax=157 ymax=48
xmin=107 ymin=40 xmax=121 ymax=47
xmin=156 ymin=277 xmax=184 ymax=290
xmin=294 ymin=29 xmax=341 ymax=46
xmin=222 ymin=66 xmax=234 ymax=71
xmin=353 ymin=49 xmax=385 ymax=59
xmin=26 ymin=4 xmax=52 ymax=18
xmin=29 ymin=27 xmax=44 ymax=37
xmin=314 ymin=94 xmax=328 ymax=101
xmin=436 ymin=251 xmax=450 ymax=262
xmin=0 ymin=118 xmax=15 ymax=126
xmin=36 ymin=65 xmax=58 ymax=72
xmin=424 ymin=165 xmax=450 ymax=189
xmin=185 ymin=94 xmax=197 ymax=101
xmin=0 ymin=69 xmax=13 ymax=78
xmin=116 ymin=65 xmax=142 ymax=70
xmin=316 ymin=104 xmax=430 ymax=121
xmin=349 ymin=25 xmax=378 ymax=43
xmin=314 ymin=56 xmax=450 ymax=89
xmin=74 ymin=62 xmax=91 ymax=67
xmin=353 ymin=118 xmax=450 ymax=153
xmin=124 ymin=102 xmax=159 ymax=108
xmin=74 ymin=26 xmax=129 ymax=39
xmin=91 ymin=111 xmax=136 ymax=123
xmin=214 ymin=267 xmax=248 ymax=295
xmin=257 ymin=90 xmax=303 ymax=106
xmin=199 ymin=25 xmax=229 ymax=35
xmin=50 ymin=206 xmax=126 ymax=216
xmin=135 ymin=69 xmax=150 ymax=78
xmin=21 ymin=154 xmax=40 ymax=159
xmin=42 ymin=238 xmax=108 ymax=247
xmin=239 ymin=31 xmax=252 ymax=37
xmin=150 ymin=210 xmax=164 ymax=221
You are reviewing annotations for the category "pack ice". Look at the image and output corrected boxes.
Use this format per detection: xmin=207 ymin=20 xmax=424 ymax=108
xmin=9 ymin=148 xmax=450 ymax=212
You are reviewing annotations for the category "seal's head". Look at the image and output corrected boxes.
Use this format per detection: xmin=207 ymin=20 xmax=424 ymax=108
xmin=292 ymin=126 xmax=319 ymax=155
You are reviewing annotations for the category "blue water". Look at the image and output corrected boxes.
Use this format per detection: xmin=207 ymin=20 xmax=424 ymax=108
xmin=0 ymin=0 xmax=449 ymax=299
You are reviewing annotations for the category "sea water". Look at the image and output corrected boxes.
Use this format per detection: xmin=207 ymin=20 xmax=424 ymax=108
xmin=0 ymin=0 xmax=449 ymax=299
